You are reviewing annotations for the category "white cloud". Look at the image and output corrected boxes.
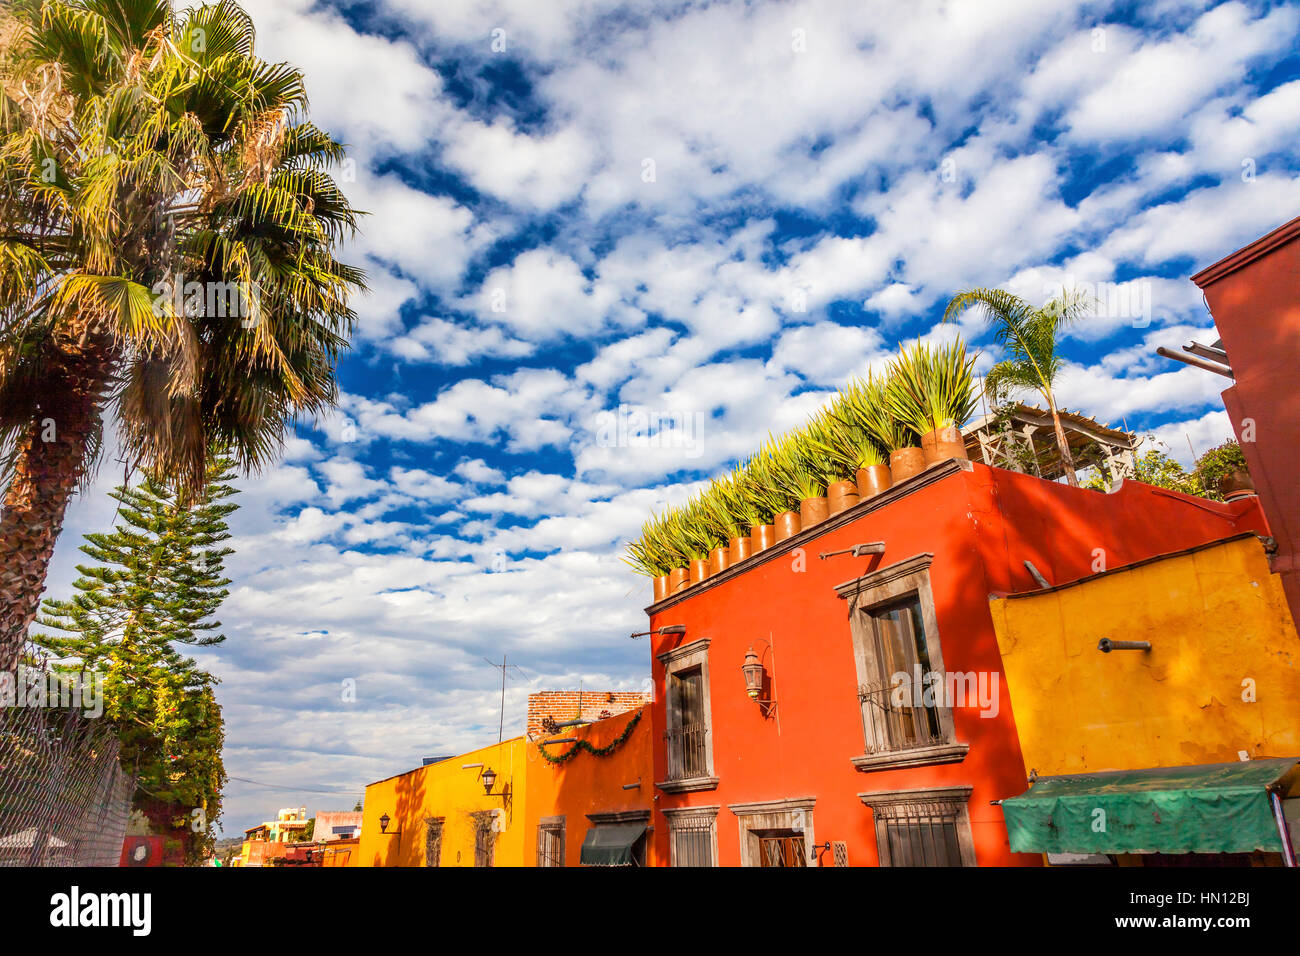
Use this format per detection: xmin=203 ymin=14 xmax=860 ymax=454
xmin=1064 ymin=3 xmax=1298 ymax=142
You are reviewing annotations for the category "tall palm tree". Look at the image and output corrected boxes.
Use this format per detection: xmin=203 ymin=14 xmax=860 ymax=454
xmin=943 ymin=288 xmax=1091 ymax=487
xmin=0 ymin=0 xmax=364 ymax=669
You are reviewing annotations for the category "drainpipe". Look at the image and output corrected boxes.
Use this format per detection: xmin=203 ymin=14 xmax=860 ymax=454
xmin=1269 ymin=791 xmax=1296 ymax=868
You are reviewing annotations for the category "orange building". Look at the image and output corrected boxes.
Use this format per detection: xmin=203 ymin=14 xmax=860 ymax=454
xmin=524 ymin=706 xmax=656 ymax=867
xmin=641 ymin=460 xmax=1270 ymax=866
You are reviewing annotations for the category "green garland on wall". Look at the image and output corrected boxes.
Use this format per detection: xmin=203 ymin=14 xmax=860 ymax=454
xmin=537 ymin=710 xmax=642 ymax=766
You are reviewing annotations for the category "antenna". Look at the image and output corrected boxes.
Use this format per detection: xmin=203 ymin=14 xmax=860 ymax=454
xmin=483 ymin=655 xmax=528 ymax=744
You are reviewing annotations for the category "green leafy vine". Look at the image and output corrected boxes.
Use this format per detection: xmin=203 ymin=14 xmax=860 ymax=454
xmin=537 ymin=710 xmax=642 ymax=766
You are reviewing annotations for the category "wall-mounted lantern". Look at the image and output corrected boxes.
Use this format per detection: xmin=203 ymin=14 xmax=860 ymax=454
xmin=742 ymin=646 xmax=765 ymax=699
xmin=378 ymin=813 xmax=399 ymax=836
xmin=481 ymin=767 xmax=498 ymax=795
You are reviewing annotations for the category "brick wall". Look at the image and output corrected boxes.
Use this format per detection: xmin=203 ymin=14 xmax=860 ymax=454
xmin=526 ymin=690 xmax=651 ymax=740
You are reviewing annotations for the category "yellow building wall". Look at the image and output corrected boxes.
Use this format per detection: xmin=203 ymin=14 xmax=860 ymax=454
xmin=356 ymin=737 xmax=527 ymax=867
xmin=990 ymin=535 xmax=1300 ymax=777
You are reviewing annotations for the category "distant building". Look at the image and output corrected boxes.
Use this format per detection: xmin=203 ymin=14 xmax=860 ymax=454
xmin=314 ymin=810 xmax=362 ymax=842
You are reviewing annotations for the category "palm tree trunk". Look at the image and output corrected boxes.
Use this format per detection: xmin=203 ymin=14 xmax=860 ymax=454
xmin=1046 ymin=394 xmax=1079 ymax=487
xmin=0 ymin=342 xmax=111 ymax=672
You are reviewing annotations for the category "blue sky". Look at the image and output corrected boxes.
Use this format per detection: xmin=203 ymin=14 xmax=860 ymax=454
xmin=46 ymin=0 xmax=1300 ymax=834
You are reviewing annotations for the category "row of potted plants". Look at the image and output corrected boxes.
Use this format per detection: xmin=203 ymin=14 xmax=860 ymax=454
xmin=625 ymin=338 xmax=979 ymax=601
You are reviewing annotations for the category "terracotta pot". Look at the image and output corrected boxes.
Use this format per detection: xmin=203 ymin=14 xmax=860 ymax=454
xmin=668 ymin=567 xmax=690 ymax=595
xmin=728 ymin=535 xmax=753 ymax=564
xmin=709 ymin=546 xmax=731 ymax=576
xmin=920 ymin=426 xmax=967 ymax=467
xmin=689 ymin=558 xmax=710 ymax=585
xmin=751 ymin=524 xmax=776 ymax=552
xmin=1220 ymin=469 xmax=1255 ymax=501
xmin=800 ymin=496 xmax=830 ymax=529
xmin=856 ymin=464 xmax=893 ymax=499
xmin=652 ymin=574 xmax=669 ymax=603
xmin=827 ymin=480 xmax=859 ymax=516
xmin=774 ymin=511 xmax=801 ymax=542
xmin=890 ymin=447 xmax=926 ymax=484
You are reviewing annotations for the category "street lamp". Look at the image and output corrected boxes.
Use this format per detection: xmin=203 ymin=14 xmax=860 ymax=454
xmin=481 ymin=767 xmax=498 ymax=795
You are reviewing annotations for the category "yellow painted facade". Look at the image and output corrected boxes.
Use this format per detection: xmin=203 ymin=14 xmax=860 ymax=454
xmin=989 ymin=534 xmax=1300 ymax=777
xmin=356 ymin=738 xmax=527 ymax=867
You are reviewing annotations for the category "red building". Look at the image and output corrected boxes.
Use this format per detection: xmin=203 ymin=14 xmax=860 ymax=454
xmin=1192 ymin=214 xmax=1300 ymax=630
xmin=643 ymin=460 xmax=1269 ymax=866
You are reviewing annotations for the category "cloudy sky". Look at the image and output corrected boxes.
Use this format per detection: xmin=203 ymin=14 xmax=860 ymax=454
xmin=44 ymin=0 xmax=1300 ymax=834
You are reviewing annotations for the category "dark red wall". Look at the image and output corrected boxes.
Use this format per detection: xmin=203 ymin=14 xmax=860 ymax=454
xmin=646 ymin=463 xmax=1268 ymax=866
xmin=1193 ymin=216 xmax=1300 ymax=630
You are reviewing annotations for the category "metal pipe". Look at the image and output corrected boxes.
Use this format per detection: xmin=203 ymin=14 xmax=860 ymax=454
xmin=630 ymin=624 xmax=686 ymax=639
xmin=1184 ymin=341 xmax=1228 ymax=363
xmin=819 ymin=542 xmax=886 ymax=560
xmin=1024 ymin=560 xmax=1050 ymax=589
xmin=1156 ymin=346 xmax=1233 ymax=379
xmin=622 ymin=778 xmax=641 ymax=791
xmin=1270 ymin=791 xmax=1296 ymax=867
xmin=1098 ymin=639 xmax=1151 ymax=653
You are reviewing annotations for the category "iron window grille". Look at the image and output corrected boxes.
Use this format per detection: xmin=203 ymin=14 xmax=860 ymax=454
xmin=423 ymin=817 xmax=443 ymax=867
xmin=537 ymin=821 xmax=565 ymax=867
xmin=860 ymin=789 xmax=976 ymax=867
xmin=668 ymin=816 xmax=716 ymax=867
xmin=471 ymin=811 xmax=496 ymax=868
xmin=664 ymin=723 xmax=709 ymax=780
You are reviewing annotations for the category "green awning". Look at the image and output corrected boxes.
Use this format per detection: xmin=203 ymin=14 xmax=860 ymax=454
xmin=1002 ymin=759 xmax=1300 ymax=856
xmin=580 ymin=824 xmax=645 ymax=866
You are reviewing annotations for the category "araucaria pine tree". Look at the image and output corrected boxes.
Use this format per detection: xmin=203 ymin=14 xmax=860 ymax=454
xmin=35 ymin=455 xmax=238 ymax=864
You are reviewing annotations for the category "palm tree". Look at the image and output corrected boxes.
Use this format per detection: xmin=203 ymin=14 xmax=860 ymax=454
xmin=0 ymin=0 xmax=364 ymax=668
xmin=943 ymin=288 xmax=1090 ymax=487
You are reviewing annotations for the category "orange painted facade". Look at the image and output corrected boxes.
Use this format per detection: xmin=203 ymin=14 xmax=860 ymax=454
xmin=644 ymin=460 xmax=1270 ymax=866
xmin=523 ymin=707 xmax=656 ymax=866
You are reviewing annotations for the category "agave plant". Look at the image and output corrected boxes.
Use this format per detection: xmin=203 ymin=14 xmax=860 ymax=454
xmin=681 ymin=492 xmax=720 ymax=559
xmin=624 ymin=510 xmax=674 ymax=578
xmin=740 ymin=442 xmax=789 ymax=524
xmin=702 ymin=474 xmax=746 ymax=543
xmin=766 ymin=431 xmax=818 ymax=504
xmin=845 ymin=372 xmax=917 ymax=453
xmin=886 ymin=339 xmax=978 ymax=436
xmin=723 ymin=464 xmax=763 ymax=529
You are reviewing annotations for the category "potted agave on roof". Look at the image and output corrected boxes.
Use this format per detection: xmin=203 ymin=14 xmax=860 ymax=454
xmin=886 ymin=339 xmax=978 ymax=470
xmin=625 ymin=334 xmax=980 ymax=601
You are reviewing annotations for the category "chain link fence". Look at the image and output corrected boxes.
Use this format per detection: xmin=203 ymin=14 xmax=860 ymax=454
xmin=0 ymin=652 xmax=132 ymax=867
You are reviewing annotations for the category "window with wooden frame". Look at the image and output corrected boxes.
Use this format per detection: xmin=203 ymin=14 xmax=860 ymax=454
xmin=835 ymin=554 xmax=969 ymax=772
xmin=858 ymin=786 xmax=976 ymax=867
xmin=729 ymin=797 xmax=816 ymax=868
xmin=537 ymin=816 xmax=565 ymax=867
xmin=655 ymin=639 xmax=717 ymax=792
xmin=757 ymin=831 xmax=807 ymax=867
xmin=662 ymin=806 xmax=719 ymax=867
xmin=471 ymin=811 xmax=496 ymax=868
xmin=423 ymin=817 xmax=444 ymax=867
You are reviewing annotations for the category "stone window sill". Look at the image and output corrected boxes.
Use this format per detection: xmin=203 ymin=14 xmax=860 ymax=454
xmin=851 ymin=742 xmax=969 ymax=773
xmin=655 ymin=775 xmax=720 ymax=793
